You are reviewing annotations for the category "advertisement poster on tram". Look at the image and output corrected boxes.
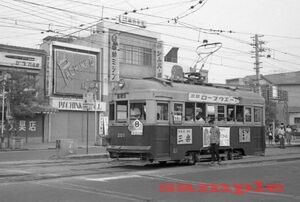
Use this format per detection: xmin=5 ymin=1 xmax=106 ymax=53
xmin=203 ymin=127 xmax=230 ymax=147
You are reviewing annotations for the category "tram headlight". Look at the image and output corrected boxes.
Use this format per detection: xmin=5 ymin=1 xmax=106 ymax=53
xmin=118 ymin=79 xmax=125 ymax=89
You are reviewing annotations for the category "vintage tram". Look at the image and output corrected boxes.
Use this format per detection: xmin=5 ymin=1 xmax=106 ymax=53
xmin=106 ymin=77 xmax=266 ymax=164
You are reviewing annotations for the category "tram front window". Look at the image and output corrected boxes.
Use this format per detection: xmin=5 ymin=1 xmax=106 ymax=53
xmin=116 ymin=101 xmax=128 ymax=122
xmin=130 ymin=103 xmax=146 ymax=120
xmin=157 ymin=103 xmax=168 ymax=121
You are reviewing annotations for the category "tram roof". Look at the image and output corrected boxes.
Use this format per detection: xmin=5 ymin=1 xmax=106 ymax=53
xmin=116 ymin=78 xmax=265 ymax=105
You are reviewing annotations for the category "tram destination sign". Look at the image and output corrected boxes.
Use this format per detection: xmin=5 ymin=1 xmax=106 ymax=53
xmin=188 ymin=93 xmax=239 ymax=104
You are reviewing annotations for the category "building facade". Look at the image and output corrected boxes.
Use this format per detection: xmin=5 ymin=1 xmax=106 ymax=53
xmin=41 ymin=19 xmax=162 ymax=144
xmin=226 ymin=71 xmax=300 ymax=126
xmin=0 ymin=44 xmax=47 ymax=143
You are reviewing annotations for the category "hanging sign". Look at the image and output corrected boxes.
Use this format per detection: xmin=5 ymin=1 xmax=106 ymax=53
xmin=110 ymin=33 xmax=120 ymax=81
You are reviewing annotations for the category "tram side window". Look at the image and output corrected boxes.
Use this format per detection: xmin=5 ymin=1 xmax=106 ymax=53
xmin=245 ymin=107 xmax=252 ymax=122
xmin=236 ymin=106 xmax=244 ymax=122
xmin=157 ymin=103 xmax=168 ymax=121
xmin=207 ymin=104 xmax=215 ymax=122
xmin=130 ymin=103 xmax=146 ymax=120
xmin=116 ymin=101 xmax=128 ymax=122
xmin=195 ymin=103 xmax=205 ymax=122
xmin=254 ymin=107 xmax=262 ymax=123
xmin=217 ymin=106 xmax=225 ymax=121
xmin=185 ymin=102 xmax=195 ymax=121
xmin=109 ymin=103 xmax=115 ymax=121
xmin=227 ymin=105 xmax=235 ymax=122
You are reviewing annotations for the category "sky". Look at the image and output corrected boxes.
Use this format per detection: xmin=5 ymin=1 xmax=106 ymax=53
xmin=0 ymin=0 xmax=299 ymax=83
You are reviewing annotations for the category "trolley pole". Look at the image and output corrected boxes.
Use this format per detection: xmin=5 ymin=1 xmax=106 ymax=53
xmin=86 ymin=107 xmax=89 ymax=154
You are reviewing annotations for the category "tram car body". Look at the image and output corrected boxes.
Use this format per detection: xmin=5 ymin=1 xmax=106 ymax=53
xmin=106 ymin=78 xmax=266 ymax=163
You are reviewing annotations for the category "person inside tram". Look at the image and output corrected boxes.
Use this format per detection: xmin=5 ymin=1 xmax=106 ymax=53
xmin=195 ymin=109 xmax=205 ymax=123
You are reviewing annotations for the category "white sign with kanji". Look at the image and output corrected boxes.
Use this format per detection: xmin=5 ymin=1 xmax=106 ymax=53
xmin=131 ymin=119 xmax=143 ymax=135
xmin=177 ymin=129 xmax=192 ymax=144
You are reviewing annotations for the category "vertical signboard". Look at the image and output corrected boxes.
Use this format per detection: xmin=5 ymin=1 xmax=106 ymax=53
xmin=53 ymin=48 xmax=97 ymax=95
xmin=156 ymin=41 xmax=163 ymax=78
xmin=110 ymin=33 xmax=120 ymax=81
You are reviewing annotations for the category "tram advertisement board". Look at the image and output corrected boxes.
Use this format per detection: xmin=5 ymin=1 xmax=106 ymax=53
xmin=239 ymin=127 xmax=251 ymax=142
xmin=203 ymin=127 xmax=230 ymax=147
xmin=177 ymin=129 xmax=192 ymax=144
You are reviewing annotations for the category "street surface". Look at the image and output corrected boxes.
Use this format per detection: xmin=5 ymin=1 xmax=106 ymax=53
xmin=0 ymin=158 xmax=299 ymax=202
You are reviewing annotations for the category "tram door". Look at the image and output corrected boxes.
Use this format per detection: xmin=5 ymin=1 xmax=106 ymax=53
xmin=155 ymin=102 xmax=171 ymax=159
xmin=169 ymin=102 xmax=184 ymax=160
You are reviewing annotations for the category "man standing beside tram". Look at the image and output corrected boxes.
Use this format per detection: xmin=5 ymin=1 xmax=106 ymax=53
xmin=209 ymin=118 xmax=221 ymax=165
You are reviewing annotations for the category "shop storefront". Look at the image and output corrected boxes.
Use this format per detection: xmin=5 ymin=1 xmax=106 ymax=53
xmin=41 ymin=42 xmax=107 ymax=144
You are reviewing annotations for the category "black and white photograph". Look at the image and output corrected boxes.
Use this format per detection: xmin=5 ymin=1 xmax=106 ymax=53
xmin=0 ymin=0 xmax=299 ymax=201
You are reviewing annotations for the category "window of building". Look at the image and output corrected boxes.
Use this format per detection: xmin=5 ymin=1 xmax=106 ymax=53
xmin=109 ymin=103 xmax=115 ymax=121
xmin=185 ymin=102 xmax=195 ymax=121
xmin=227 ymin=105 xmax=235 ymax=122
xmin=130 ymin=102 xmax=146 ymax=120
xmin=236 ymin=105 xmax=244 ymax=122
xmin=245 ymin=107 xmax=252 ymax=122
xmin=116 ymin=101 xmax=128 ymax=122
xmin=120 ymin=44 xmax=152 ymax=66
xmin=294 ymin=117 xmax=300 ymax=124
xmin=157 ymin=103 xmax=168 ymax=121
xmin=254 ymin=107 xmax=262 ymax=123
xmin=217 ymin=105 xmax=225 ymax=121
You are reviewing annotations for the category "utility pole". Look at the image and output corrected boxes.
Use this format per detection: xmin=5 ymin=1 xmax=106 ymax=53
xmin=251 ymin=34 xmax=265 ymax=95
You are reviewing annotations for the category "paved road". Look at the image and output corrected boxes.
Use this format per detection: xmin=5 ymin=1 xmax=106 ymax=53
xmin=0 ymin=159 xmax=299 ymax=202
